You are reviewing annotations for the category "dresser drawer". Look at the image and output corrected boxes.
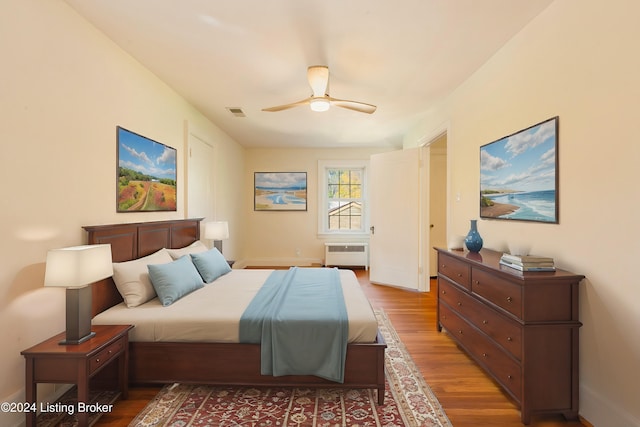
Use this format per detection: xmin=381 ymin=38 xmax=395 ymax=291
xmin=90 ymin=338 xmax=124 ymax=375
xmin=440 ymin=303 xmax=521 ymax=400
xmin=472 ymin=268 xmax=522 ymax=318
xmin=439 ymin=277 xmax=472 ymax=309
xmin=441 ymin=278 xmax=523 ymax=360
xmin=438 ymin=253 xmax=470 ymax=290
xmin=479 ymin=338 xmax=522 ymax=401
xmin=439 ymin=301 xmax=476 ymax=349
xmin=465 ymin=298 xmax=523 ymax=360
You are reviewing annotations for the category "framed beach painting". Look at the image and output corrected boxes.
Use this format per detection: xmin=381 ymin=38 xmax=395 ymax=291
xmin=254 ymin=172 xmax=307 ymax=211
xmin=116 ymin=126 xmax=177 ymax=212
xmin=480 ymin=117 xmax=559 ymax=223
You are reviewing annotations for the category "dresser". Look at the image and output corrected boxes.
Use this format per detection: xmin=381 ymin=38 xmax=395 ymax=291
xmin=435 ymin=248 xmax=583 ymax=424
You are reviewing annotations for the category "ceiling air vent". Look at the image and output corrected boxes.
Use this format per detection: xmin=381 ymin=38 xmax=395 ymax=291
xmin=226 ymin=107 xmax=246 ymax=117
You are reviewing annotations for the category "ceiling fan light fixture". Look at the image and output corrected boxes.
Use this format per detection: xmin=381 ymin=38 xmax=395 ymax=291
xmin=263 ymin=66 xmax=375 ymax=114
xmin=309 ymin=97 xmax=330 ymax=112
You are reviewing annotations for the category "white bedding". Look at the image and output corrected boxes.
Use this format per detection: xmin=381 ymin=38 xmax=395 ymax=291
xmin=93 ymin=269 xmax=378 ymax=343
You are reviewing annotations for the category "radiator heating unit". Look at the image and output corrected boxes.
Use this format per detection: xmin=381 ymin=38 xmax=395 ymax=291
xmin=324 ymin=243 xmax=368 ymax=270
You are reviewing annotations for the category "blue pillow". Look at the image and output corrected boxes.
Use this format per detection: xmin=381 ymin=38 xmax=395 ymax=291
xmin=148 ymin=256 xmax=204 ymax=306
xmin=190 ymin=247 xmax=232 ymax=283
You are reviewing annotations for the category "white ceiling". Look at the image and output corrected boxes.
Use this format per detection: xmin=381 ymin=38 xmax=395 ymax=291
xmin=64 ymin=0 xmax=554 ymax=149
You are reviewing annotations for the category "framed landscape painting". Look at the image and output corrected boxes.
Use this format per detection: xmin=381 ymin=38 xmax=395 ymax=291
xmin=254 ymin=172 xmax=307 ymax=211
xmin=480 ymin=117 xmax=559 ymax=223
xmin=117 ymin=126 xmax=177 ymax=212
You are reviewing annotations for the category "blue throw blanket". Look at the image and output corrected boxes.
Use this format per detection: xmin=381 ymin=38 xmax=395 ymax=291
xmin=239 ymin=267 xmax=348 ymax=383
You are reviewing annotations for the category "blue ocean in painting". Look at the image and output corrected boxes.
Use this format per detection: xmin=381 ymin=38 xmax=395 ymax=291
xmin=258 ymin=185 xmax=306 ymax=205
xmin=487 ymin=190 xmax=556 ymax=222
xmin=265 ymin=191 xmax=306 ymax=205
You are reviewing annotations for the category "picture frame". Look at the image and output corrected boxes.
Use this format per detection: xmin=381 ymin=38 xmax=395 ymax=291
xmin=254 ymin=172 xmax=307 ymax=211
xmin=480 ymin=116 xmax=559 ymax=223
xmin=116 ymin=126 xmax=177 ymax=212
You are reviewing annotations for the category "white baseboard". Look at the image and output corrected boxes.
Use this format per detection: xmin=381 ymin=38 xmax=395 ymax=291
xmin=234 ymin=257 xmax=323 ymax=269
xmin=580 ymin=384 xmax=640 ymax=427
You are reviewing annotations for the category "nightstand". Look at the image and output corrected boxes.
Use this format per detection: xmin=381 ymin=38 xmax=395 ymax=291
xmin=21 ymin=324 xmax=133 ymax=427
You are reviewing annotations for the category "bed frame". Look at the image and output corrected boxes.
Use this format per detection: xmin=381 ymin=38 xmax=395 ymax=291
xmin=83 ymin=218 xmax=387 ymax=404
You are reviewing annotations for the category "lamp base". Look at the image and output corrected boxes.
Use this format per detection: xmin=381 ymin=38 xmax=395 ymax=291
xmin=59 ymin=331 xmax=96 ymax=345
xmin=60 ymin=286 xmax=94 ymax=345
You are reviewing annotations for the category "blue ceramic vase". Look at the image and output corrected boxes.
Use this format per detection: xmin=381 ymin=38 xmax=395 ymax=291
xmin=465 ymin=219 xmax=483 ymax=252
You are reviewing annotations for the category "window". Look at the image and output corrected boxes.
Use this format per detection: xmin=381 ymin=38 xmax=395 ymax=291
xmin=318 ymin=160 xmax=369 ymax=236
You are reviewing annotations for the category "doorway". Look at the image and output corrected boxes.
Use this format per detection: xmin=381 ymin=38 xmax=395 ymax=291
xmin=426 ymin=134 xmax=447 ymax=277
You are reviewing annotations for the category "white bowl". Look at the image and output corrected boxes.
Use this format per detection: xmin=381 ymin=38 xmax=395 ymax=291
xmin=508 ymin=243 xmax=531 ymax=256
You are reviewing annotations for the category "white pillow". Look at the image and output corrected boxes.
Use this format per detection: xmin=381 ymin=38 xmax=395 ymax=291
xmin=112 ymin=248 xmax=173 ymax=307
xmin=166 ymin=240 xmax=208 ymax=260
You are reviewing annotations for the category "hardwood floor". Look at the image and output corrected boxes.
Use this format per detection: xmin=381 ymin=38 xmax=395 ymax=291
xmin=94 ymin=269 xmax=588 ymax=427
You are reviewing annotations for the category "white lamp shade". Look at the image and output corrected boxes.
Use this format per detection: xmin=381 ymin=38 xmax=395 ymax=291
xmin=204 ymin=221 xmax=229 ymax=240
xmin=44 ymin=244 xmax=113 ymax=288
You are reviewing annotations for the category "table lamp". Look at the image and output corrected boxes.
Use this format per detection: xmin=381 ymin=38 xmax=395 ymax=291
xmin=44 ymin=244 xmax=113 ymax=344
xmin=204 ymin=221 xmax=229 ymax=253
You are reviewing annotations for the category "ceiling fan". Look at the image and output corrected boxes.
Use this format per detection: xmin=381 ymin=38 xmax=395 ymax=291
xmin=262 ymin=66 xmax=377 ymax=114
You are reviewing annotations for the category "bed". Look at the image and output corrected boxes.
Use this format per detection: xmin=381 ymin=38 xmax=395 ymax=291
xmin=84 ymin=218 xmax=386 ymax=404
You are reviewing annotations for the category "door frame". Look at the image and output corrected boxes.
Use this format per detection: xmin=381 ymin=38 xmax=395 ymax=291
xmin=418 ymin=123 xmax=450 ymax=288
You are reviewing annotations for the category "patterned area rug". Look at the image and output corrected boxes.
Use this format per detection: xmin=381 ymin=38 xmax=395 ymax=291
xmin=36 ymin=388 xmax=120 ymax=427
xmin=129 ymin=310 xmax=451 ymax=427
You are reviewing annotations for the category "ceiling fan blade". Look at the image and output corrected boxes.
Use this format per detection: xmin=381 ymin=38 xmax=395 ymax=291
xmin=307 ymin=66 xmax=329 ymax=97
xmin=263 ymin=66 xmax=375 ymax=114
xmin=261 ymin=98 xmax=310 ymax=112
xmin=329 ymin=97 xmax=377 ymax=114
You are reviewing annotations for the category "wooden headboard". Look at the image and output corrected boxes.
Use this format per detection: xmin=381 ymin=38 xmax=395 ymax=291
xmin=83 ymin=218 xmax=203 ymax=317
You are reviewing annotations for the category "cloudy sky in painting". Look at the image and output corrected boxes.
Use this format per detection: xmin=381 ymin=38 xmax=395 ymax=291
xmin=118 ymin=127 xmax=176 ymax=180
xmin=480 ymin=118 xmax=556 ymax=192
xmin=255 ymin=172 xmax=307 ymax=190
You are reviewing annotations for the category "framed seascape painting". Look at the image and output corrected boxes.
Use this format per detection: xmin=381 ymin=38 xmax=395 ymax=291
xmin=116 ymin=126 xmax=177 ymax=212
xmin=254 ymin=172 xmax=307 ymax=211
xmin=480 ymin=116 xmax=559 ymax=223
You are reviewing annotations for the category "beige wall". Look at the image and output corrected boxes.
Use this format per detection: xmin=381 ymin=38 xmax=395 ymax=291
xmin=241 ymin=147 xmax=391 ymax=267
xmin=4 ymin=0 xmax=639 ymax=425
xmin=405 ymin=1 xmax=640 ymax=425
xmin=0 ymin=1 xmax=243 ymax=424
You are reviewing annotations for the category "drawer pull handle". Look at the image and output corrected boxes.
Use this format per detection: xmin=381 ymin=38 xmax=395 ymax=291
xmin=474 ymin=280 xmax=479 ymax=285
xmin=506 ymin=296 xmax=513 ymax=302
xmin=482 ymin=353 xmax=487 ymax=357
xmin=458 ymin=330 xmax=463 ymax=335
xmin=507 ymin=337 xmax=513 ymax=342
xmin=507 ymin=375 xmax=513 ymax=380
xmin=441 ymin=290 xmax=446 ymax=294
xmin=457 ymin=302 xmax=462 ymax=306
xmin=457 ymin=273 xmax=462 ymax=277
xmin=95 ymin=358 xmax=100 ymax=363
xmin=482 ymin=320 xmax=488 ymax=324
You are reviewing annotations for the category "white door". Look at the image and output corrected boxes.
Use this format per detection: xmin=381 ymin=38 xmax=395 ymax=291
xmin=187 ymin=132 xmax=215 ymax=224
xmin=369 ymin=148 xmax=422 ymax=290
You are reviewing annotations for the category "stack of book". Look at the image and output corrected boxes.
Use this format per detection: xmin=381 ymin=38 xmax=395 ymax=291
xmin=499 ymin=253 xmax=556 ymax=272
